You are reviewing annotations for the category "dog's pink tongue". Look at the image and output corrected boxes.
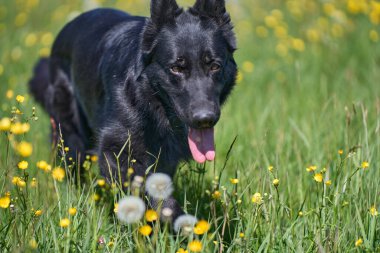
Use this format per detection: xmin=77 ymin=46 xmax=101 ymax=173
xmin=188 ymin=128 xmax=215 ymax=163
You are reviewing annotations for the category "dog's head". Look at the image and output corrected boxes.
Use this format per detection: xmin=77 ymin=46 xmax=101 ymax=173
xmin=141 ymin=0 xmax=237 ymax=163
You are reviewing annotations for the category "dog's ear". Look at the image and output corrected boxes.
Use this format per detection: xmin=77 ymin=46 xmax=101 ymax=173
xmin=191 ymin=0 xmax=236 ymax=51
xmin=150 ymin=0 xmax=180 ymax=26
xmin=192 ymin=0 xmax=226 ymax=19
xmin=142 ymin=0 xmax=182 ymax=57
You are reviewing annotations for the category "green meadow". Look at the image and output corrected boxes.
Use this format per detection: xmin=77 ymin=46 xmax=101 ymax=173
xmin=0 ymin=0 xmax=379 ymax=252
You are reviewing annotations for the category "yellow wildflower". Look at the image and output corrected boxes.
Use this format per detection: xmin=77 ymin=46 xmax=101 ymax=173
xmin=292 ymin=38 xmax=305 ymax=52
xmin=31 ymin=178 xmax=37 ymax=187
xmin=145 ymin=209 xmax=158 ymax=222
xmin=0 ymin=196 xmax=11 ymax=208
xmin=92 ymin=193 xmax=100 ymax=201
xmin=59 ymin=218 xmax=70 ymax=228
xmin=314 ymin=173 xmax=323 ymax=183
xmin=34 ymin=210 xmax=43 ymax=216
xmin=273 ymin=178 xmax=280 ymax=187
xmin=355 ymin=238 xmax=363 ymax=247
xmin=16 ymin=95 xmax=25 ymax=103
xmin=36 ymin=160 xmax=49 ymax=171
xmin=325 ymin=180 xmax=332 ymax=186
xmin=361 ymin=161 xmax=369 ymax=169
xmin=268 ymin=166 xmax=274 ymax=172
xmin=29 ymin=239 xmax=38 ymax=249
xmin=306 ymin=165 xmax=317 ymax=172
xmin=239 ymin=233 xmax=245 ymax=238
xmin=0 ymin=118 xmax=11 ymax=131
xmin=193 ymin=220 xmax=210 ymax=235
xmin=230 ymin=178 xmax=239 ymax=184
xmin=298 ymin=211 xmax=303 ymax=217
xmin=6 ymin=89 xmax=14 ymax=99
xmin=251 ymin=193 xmax=263 ymax=204
xmin=16 ymin=141 xmax=33 ymax=157
xmin=370 ymin=206 xmax=378 ymax=216
xmin=97 ymin=179 xmax=106 ymax=187
xmin=12 ymin=177 xmax=26 ymax=188
xmin=52 ymin=167 xmax=65 ymax=181
xmin=10 ymin=122 xmax=30 ymax=135
xmin=25 ymin=33 xmax=38 ymax=47
xmin=69 ymin=207 xmax=77 ymax=216
xmin=18 ymin=160 xmax=28 ymax=170
xmin=242 ymin=61 xmax=254 ymax=73
xmin=176 ymin=248 xmax=188 ymax=253
xmin=338 ymin=149 xmax=343 ymax=155
xmin=114 ymin=203 xmax=118 ymax=213
xmin=138 ymin=225 xmax=152 ymax=236
xmin=212 ymin=190 xmax=221 ymax=199
xmin=127 ymin=167 xmax=134 ymax=175
xmin=370 ymin=1 xmax=380 ymax=25
xmin=91 ymin=155 xmax=98 ymax=162
xmin=188 ymin=240 xmax=202 ymax=252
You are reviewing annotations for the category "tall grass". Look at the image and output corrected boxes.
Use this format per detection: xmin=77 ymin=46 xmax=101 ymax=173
xmin=0 ymin=0 xmax=379 ymax=252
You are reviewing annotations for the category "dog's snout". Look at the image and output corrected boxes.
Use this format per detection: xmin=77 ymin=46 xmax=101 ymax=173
xmin=192 ymin=110 xmax=219 ymax=128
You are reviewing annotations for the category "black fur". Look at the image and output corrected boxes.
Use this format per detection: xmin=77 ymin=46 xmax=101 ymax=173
xmin=29 ymin=0 xmax=237 ymax=222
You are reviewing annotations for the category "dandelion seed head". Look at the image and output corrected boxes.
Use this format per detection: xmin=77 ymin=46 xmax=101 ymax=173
xmin=116 ymin=196 xmax=145 ymax=224
xmin=173 ymin=214 xmax=197 ymax=234
xmin=145 ymin=173 xmax=173 ymax=199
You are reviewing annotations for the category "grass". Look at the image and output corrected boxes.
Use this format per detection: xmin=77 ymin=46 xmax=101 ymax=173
xmin=0 ymin=0 xmax=380 ymax=252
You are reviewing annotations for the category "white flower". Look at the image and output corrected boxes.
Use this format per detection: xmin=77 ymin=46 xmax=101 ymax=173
xmin=116 ymin=196 xmax=145 ymax=224
xmin=174 ymin=214 xmax=198 ymax=234
xmin=145 ymin=173 xmax=173 ymax=199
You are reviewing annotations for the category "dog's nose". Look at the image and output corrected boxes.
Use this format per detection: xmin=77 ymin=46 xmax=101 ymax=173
xmin=192 ymin=110 xmax=218 ymax=128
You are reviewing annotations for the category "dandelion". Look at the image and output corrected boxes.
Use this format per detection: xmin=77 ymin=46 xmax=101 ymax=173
xmin=361 ymin=161 xmax=369 ymax=169
xmin=0 ymin=195 xmax=10 ymax=208
xmin=97 ymin=179 xmax=106 ymax=187
xmin=338 ymin=149 xmax=343 ymax=155
xmin=16 ymin=141 xmax=33 ymax=157
xmin=69 ymin=207 xmax=77 ymax=216
xmin=355 ymin=238 xmax=363 ymax=247
xmin=161 ymin=207 xmax=173 ymax=220
xmin=325 ymin=180 xmax=332 ymax=186
xmin=52 ymin=167 xmax=65 ymax=181
xmin=91 ymin=155 xmax=98 ymax=162
xmin=273 ymin=178 xmax=280 ymax=187
xmin=251 ymin=193 xmax=263 ymax=204
xmin=314 ymin=173 xmax=323 ymax=183
xmin=145 ymin=209 xmax=158 ymax=222
xmin=17 ymin=160 xmax=28 ymax=170
xmin=0 ymin=117 xmax=11 ymax=131
xmin=306 ymin=165 xmax=317 ymax=172
xmin=188 ymin=240 xmax=203 ymax=252
xmin=12 ymin=177 xmax=26 ymax=188
xmin=176 ymin=249 xmax=188 ymax=253
xmin=31 ymin=178 xmax=37 ymax=187
xmin=10 ymin=122 xmax=30 ymax=135
xmin=370 ymin=206 xmax=378 ymax=216
xmin=145 ymin=173 xmax=173 ymax=199
xmin=230 ymin=178 xmax=239 ymax=184
xmin=16 ymin=95 xmax=25 ymax=103
xmin=60 ymin=218 xmax=70 ymax=228
xmin=29 ymin=239 xmax=38 ymax=249
xmin=174 ymin=214 xmax=197 ymax=234
xmin=34 ymin=210 xmax=43 ymax=216
xmin=268 ymin=166 xmax=274 ymax=172
xmin=6 ymin=89 xmax=14 ymax=99
xmin=64 ymin=147 xmax=69 ymax=152
xmin=116 ymin=196 xmax=145 ymax=224
xmin=36 ymin=160 xmax=49 ymax=171
xmin=138 ymin=225 xmax=152 ymax=236
xmin=193 ymin=220 xmax=210 ymax=235
xmin=239 ymin=233 xmax=245 ymax=238
xmin=92 ymin=193 xmax=100 ymax=201
xmin=212 ymin=190 xmax=221 ymax=199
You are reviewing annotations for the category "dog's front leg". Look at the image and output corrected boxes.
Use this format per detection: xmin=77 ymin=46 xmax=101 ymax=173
xmin=98 ymin=131 xmax=191 ymax=229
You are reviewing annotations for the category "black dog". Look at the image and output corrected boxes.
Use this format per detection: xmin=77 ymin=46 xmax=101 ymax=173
xmin=29 ymin=0 xmax=237 ymax=222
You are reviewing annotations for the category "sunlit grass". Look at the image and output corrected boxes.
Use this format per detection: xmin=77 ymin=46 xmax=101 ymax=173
xmin=1 ymin=0 xmax=379 ymax=252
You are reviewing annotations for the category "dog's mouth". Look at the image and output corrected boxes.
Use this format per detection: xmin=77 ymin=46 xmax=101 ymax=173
xmin=188 ymin=128 xmax=215 ymax=163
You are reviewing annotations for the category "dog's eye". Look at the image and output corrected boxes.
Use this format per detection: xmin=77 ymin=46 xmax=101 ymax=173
xmin=170 ymin=66 xmax=183 ymax=74
xmin=210 ymin=63 xmax=221 ymax=72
